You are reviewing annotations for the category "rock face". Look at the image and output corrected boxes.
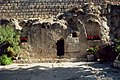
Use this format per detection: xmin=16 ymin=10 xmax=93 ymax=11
xmin=108 ymin=4 xmax=120 ymax=40
xmin=108 ymin=5 xmax=120 ymax=65
xmin=0 ymin=3 xmax=111 ymax=59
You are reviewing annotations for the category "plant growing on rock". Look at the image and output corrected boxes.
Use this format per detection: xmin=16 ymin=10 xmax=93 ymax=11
xmin=87 ymin=46 xmax=98 ymax=55
xmin=0 ymin=25 xmax=20 ymax=59
xmin=114 ymin=39 xmax=120 ymax=53
xmin=0 ymin=54 xmax=13 ymax=65
xmin=86 ymin=46 xmax=99 ymax=61
xmin=96 ymin=41 xmax=118 ymax=62
xmin=113 ymin=39 xmax=120 ymax=61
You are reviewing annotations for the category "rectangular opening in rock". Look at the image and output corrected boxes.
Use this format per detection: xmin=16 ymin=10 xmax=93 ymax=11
xmin=72 ymin=32 xmax=78 ymax=37
xmin=56 ymin=39 xmax=64 ymax=57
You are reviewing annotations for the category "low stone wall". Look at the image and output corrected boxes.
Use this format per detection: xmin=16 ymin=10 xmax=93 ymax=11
xmin=113 ymin=60 xmax=120 ymax=68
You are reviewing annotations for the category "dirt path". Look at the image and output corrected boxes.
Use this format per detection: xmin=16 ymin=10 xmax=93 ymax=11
xmin=0 ymin=62 xmax=120 ymax=80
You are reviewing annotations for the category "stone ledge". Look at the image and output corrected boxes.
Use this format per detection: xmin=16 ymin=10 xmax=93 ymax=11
xmin=114 ymin=60 xmax=120 ymax=64
xmin=13 ymin=58 xmax=87 ymax=63
xmin=113 ymin=61 xmax=120 ymax=68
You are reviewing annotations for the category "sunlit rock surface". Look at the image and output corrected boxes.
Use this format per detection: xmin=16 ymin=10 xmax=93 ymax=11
xmin=0 ymin=3 xmax=111 ymax=59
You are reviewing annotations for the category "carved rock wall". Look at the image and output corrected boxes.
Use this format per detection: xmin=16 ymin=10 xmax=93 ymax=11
xmin=0 ymin=2 xmax=111 ymax=59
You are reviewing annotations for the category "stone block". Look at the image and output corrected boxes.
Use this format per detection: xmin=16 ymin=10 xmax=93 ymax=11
xmin=87 ymin=54 xmax=94 ymax=61
xmin=115 ymin=60 xmax=120 ymax=64
xmin=113 ymin=62 xmax=118 ymax=67
xmin=117 ymin=63 xmax=120 ymax=68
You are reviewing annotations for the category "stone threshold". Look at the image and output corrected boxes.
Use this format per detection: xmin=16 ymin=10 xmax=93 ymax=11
xmin=13 ymin=58 xmax=87 ymax=63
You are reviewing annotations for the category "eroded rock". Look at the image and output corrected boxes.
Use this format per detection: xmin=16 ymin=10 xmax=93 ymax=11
xmin=0 ymin=3 xmax=111 ymax=59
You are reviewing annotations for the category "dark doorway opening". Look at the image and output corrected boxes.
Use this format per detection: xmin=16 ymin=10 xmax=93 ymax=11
xmin=72 ymin=32 xmax=78 ymax=37
xmin=56 ymin=39 xmax=64 ymax=57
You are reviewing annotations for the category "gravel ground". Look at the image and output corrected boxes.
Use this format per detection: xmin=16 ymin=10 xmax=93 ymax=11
xmin=0 ymin=62 xmax=120 ymax=80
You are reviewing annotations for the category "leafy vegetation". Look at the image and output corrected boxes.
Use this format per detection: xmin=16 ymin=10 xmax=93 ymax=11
xmin=113 ymin=39 xmax=120 ymax=61
xmin=96 ymin=40 xmax=119 ymax=62
xmin=87 ymin=46 xmax=99 ymax=55
xmin=0 ymin=54 xmax=13 ymax=65
xmin=113 ymin=39 xmax=120 ymax=53
xmin=0 ymin=25 xmax=21 ymax=63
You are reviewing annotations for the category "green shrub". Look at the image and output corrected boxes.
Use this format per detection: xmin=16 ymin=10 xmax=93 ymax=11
xmin=113 ymin=39 xmax=120 ymax=53
xmin=87 ymin=46 xmax=98 ymax=55
xmin=115 ymin=45 xmax=120 ymax=53
xmin=0 ymin=54 xmax=13 ymax=65
xmin=0 ymin=25 xmax=20 ymax=57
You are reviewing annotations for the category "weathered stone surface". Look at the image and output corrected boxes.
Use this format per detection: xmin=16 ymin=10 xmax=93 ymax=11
xmin=0 ymin=2 xmax=111 ymax=59
xmin=113 ymin=54 xmax=120 ymax=68
xmin=107 ymin=5 xmax=120 ymax=40
xmin=21 ymin=3 xmax=110 ymax=58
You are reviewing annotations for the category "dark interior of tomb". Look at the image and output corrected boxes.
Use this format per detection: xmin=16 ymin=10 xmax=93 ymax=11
xmin=72 ymin=32 xmax=78 ymax=37
xmin=56 ymin=39 xmax=64 ymax=57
